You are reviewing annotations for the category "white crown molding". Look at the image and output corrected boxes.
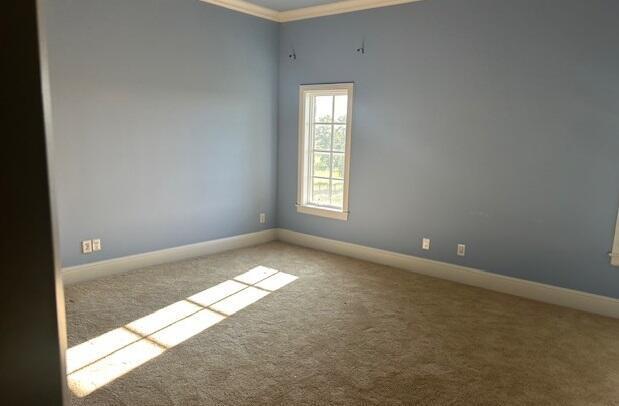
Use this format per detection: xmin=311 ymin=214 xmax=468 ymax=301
xmin=278 ymin=0 xmax=423 ymax=22
xmin=200 ymin=0 xmax=280 ymax=21
xmin=277 ymin=228 xmax=619 ymax=319
xmin=200 ymin=0 xmax=424 ymax=23
xmin=62 ymin=229 xmax=277 ymax=285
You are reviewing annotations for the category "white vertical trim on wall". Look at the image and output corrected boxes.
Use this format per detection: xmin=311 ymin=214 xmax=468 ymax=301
xmin=37 ymin=0 xmax=70 ymax=402
xmin=611 ymin=208 xmax=619 ymax=266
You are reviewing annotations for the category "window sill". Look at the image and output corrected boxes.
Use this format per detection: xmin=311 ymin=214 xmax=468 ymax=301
xmin=296 ymin=204 xmax=349 ymax=221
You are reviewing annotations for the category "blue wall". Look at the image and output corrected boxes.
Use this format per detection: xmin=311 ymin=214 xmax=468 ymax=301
xmin=278 ymin=0 xmax=619 ymax=297
xmin=43 ymin=0 xmax=279 ymax=266
xmin=44 ymin=0 xmax=619 ymax=298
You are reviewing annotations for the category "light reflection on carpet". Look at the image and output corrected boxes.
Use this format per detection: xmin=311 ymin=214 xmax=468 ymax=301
xmin=67 ymin=266 xmax=297 ymax=397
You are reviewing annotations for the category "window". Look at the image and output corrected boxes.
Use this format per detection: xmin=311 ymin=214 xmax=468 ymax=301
xmin=297 ymin=83 xmax=353 ymax=221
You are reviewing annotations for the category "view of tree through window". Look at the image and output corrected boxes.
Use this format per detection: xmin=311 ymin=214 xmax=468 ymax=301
xmin=309 ymin=94 xmax=348 ymax=208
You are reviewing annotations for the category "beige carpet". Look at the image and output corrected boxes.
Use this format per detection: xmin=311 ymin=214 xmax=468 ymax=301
xmin=65 ymin=241 xmax=619 ymax=405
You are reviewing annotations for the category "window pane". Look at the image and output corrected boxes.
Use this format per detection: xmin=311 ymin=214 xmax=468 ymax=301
xmin=334 ymin=95 xmax=347 ymax=123
xmin=314 ymin=96 xmax=333 ymax=123
xmin=313 ymin=125 xmax=331 ymax=150
xmin=331 ymin=180 xmax=344 ymax=208
xmin=332 ymin=153 xmax=345 ymax=179
xmin=333 ymin=125 xmax=346 ymax=152
xmin=311 ymin=178 xmax=330 ymax=206
xmin=313 ymin=152 xmax=330 ymax=178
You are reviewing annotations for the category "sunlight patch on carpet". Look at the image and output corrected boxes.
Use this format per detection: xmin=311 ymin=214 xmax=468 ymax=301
xmin=67 ymin=266 xmax=297 ymax=397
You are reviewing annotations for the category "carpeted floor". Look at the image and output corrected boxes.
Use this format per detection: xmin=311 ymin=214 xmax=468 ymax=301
xmin=65 ymin=241 xmax=619 ymax=405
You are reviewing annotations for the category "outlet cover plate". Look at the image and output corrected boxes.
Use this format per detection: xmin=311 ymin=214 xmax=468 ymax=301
xmin=81 ymin=240 xmax=93 ymax=254
xmin=422 ymin=238 xmax=431 ymax=250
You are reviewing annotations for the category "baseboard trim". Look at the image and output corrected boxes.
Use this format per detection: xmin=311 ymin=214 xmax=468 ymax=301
xmin=276 ymin=228 xmax=619 ymax=319
xmin=62 ymin=227 xmax=619 ymax=318
xmin=62 ymin=229 xmax=278 ymax=285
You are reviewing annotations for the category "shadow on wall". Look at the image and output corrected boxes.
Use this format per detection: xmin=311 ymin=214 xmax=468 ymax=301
xmin=66 ymin=266 xmax=298 ymax=397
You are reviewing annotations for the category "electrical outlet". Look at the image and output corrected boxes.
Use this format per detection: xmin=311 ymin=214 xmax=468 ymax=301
xmin=422 ymin=238 xmax=431 ymax=250
xmin=259 ymin=213 xmax=266 ymax=224
xmin=457 ymin=244 xmax=466 ymax=256
xmin=81 ymin=240 xmax=93 ymax=254
xmin=92 ymin=239 xmax=102 ymax=252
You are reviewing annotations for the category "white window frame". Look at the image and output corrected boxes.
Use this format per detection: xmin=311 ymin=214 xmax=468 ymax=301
xmin=297 ymin=83 xmax=353 ymax=221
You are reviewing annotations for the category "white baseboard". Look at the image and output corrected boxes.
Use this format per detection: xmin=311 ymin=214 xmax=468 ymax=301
xmin=62 ymin=229 xmax=277 ymax=285
xmin=276 ymin=228 xmax=619 ymax=319
xmin=62 ymin=226 xmax=619 ymax=319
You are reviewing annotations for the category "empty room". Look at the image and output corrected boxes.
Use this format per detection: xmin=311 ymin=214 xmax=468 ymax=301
xmin=5 ymin=0 xmax=619 ymax=404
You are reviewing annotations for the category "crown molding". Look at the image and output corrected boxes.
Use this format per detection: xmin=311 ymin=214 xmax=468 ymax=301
xmin=278 ymin=0 xmax=422 ymax=22
xmin=200 ymin=0 xmax=280 ymax=21
xmin=201 ymin=0 xmax=424 ymax=23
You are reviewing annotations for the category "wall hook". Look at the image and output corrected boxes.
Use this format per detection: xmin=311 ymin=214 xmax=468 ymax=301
xmin=288 ymin=48 xmax=297 ymax=60
xmin=356 ymin=40 xmax=365 ymax=55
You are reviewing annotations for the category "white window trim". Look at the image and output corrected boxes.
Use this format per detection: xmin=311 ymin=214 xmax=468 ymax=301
xmin=611 ymin=208 xmax=619 ymax=266
xmin=297 ymin=83 xmax=353 ymax=221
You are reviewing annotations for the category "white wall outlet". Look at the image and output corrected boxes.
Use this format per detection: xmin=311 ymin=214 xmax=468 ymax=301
xmin=81 ymin=240 xmax=93 ymax=254
xmin=422 ymin=238 xmax=431 ymax=250
xmin=92 ymin=239 xmax=102 ymax=252
xmin=457 ymin=244 xmax=466 ymax=256
xmin=259 ymin=213 xmax=266 ymax=224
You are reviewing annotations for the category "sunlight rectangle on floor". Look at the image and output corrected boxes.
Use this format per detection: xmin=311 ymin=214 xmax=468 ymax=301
xmin=66 ymin=267 xmax=298 ymax=397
